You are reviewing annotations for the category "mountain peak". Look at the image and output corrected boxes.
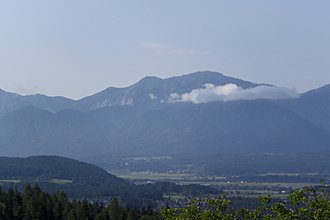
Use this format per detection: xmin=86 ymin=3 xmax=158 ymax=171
xmin=185 ymin=70 xmax=224 ymax=77
xmin=136 ymin=76 xmax=162 ymax=85
xmin=162 ymin=70 xmax=257 ymax=90
xmin=134 ymin=71 xmax=229 ymax=87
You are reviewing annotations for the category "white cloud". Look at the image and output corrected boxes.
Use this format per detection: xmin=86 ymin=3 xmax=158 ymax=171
xmin=168 ymin=83 xmax=299 ymax=104
xmin=149 ymin=93 xmax=157 ymax=99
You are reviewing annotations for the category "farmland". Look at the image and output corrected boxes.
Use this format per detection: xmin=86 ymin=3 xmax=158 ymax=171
xmin=114 ymin=170 xmax=323 ymax=201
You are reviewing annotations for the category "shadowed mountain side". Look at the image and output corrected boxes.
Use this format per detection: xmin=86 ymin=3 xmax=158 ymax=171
xmin=278 ymin=84 xmax=330 ymax=131
xmin=0 ymin=106 xmax=104 ymax=158
xmin=0 ymin=100 xmax=329 ymax=169
xmin=105 ymin=100 xmax=330 ymax=158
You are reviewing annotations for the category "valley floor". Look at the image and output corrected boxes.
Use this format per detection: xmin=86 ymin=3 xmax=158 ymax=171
xmin=113 ymin=170 xmax=325 ymax=203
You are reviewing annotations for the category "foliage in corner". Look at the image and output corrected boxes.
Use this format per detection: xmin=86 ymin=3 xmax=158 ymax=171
xmin=162 ymin=185 xmax=330 ymax=220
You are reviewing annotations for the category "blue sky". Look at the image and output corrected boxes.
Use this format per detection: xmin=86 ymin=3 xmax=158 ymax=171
xmin=0 ymin=0 xmax=329 ymax=99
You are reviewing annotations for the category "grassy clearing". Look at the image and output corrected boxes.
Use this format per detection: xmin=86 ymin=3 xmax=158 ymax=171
xmin=116 ymin=171 xmax=320 ymax=188
xmin=163 ymin=194 xmax=186 ymax=200
xmin=0 ymin=179 xmax=21 ymax=184
xmin=50 ymin=179 xmax=73 ymax=184
xmin=224 ymin=189 xmax=289 ymax=199
xmin=178 ymin=181 xmax=320 ymax=189
xmin=224 ymin=189 xmax=280 ymax=194
xmin=116 ymin=171 xmax=321 ymax=199
xmin=116 ymin=171 xmax=194 ymax=181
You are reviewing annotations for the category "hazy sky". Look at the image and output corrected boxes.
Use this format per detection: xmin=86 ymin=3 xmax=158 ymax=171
xmin=0 ymin=1 xmax=329 ymax=99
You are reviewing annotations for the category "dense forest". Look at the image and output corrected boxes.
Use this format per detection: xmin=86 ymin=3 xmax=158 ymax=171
xmin=0 ymin=184 xmax=161 ymax=220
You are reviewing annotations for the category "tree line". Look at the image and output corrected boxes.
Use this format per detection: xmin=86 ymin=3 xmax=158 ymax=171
xmin=0 ymin=184 xmax=161 ymax=220
xmin=2 ymin=183 xmax=330 ymax=219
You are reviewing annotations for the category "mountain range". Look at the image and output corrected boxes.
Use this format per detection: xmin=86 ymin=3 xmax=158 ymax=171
xmin=1 ymin=71 xmax=330 ymax=175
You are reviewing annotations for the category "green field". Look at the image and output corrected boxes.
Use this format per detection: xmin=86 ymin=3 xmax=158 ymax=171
xmin=0 ymin=178 xmax=73 ymax=185
xmin=115 ymin=171 xmax=321 ymax=199
xmin=115 ymin=171 xmax=195 ymax=182
xmin=0 ymin=179 xmax=21 ymax=184
xmin=116 ymin=171 xmax=319 ymax=187
xmin=49 ymin=179 xmax=73 ymax=184
xmin=178 ymin=181 xmax=319 ymax=189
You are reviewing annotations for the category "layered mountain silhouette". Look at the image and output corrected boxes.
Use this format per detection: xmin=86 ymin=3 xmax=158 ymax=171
xmin=1 ymin=71 xmax=330 ymax=174
xmin=0 ymin=71 xmax=258 ymax=115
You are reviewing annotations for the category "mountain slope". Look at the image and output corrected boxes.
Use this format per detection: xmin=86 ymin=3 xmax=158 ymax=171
xmin=0 ymin=155 xmax=135 ymax=200
xmin=0 ymin=155 xmax=127 ymax=185
xmin=107 ymin=100 xmax=330 ymax=158
xmin=1 ymin=71 xmax=330 ymax=175
xmin=0 ymin=106 xmax=104 ymax=158
xmin=1 ymin=99 xmax=329 ymax=170
xmin=0 ymin=90 xmax=75 ymax=117
xmin=278 ymin=84 xmax=330 ymax=131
